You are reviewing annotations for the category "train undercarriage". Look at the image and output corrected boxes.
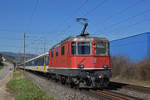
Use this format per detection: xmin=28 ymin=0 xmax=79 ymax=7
xmin=48 ymin=68 xmax=112 ymax=89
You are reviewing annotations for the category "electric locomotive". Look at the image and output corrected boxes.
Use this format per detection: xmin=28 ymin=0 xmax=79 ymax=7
xmin=48 ymin=23 xmax=112 ymax=88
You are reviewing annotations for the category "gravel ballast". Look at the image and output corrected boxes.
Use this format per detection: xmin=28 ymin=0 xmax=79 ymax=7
xmin=25 ymin=71 xmax=150 ymax=100
xmin=24 ymin=71 xmax=103 ymax=100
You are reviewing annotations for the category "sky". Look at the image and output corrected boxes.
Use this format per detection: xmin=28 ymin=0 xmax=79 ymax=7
xmin=0 ymin=0 xmax=150 ymax=54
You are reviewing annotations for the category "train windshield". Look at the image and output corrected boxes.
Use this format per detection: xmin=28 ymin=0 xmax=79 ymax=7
xmin=78 ymin=42 xmax=90 ymax=55
xmin=95 ymin=41 xmax=107 ymax=55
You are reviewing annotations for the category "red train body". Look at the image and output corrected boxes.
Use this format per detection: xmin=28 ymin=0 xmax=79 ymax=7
xmin=49 ymin=38 xmax=111 ymax=69
xmin=48 ymin=36 xmax=112 ymax=88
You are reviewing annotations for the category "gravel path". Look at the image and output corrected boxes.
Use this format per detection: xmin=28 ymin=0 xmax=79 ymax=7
xmin=0 ymin=63 xmax=9 ymax=81
xmin=0 ymin=62 xmax=15 ymax=100
xmin=25 ymin=71 xmax=105 ymax=100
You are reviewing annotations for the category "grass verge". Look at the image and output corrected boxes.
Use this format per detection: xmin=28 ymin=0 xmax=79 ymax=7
xmin=0 ymin=65 xmax=4 ymax=70
xmin=7 ymin=71 xmax=53 ymax=100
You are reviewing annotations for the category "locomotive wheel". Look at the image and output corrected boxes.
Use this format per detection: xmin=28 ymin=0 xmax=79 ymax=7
xmin=61 ymin=77 xmax=66 ymax=84
xmin=55 ymin=79 xmax=59 ymax=82
xmin=70 ymin=82 xmax=74 ymax=88
xmin=103 ymin=78 xmax=109 ymax=88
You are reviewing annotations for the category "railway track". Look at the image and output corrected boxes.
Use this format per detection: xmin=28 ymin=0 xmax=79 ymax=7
xmin=90 ymin=90 xmax=142 ymax=100
xmin=110 ymin=82 xmax=150 ymax=93
xmin=23 ymin=70 xmax=144 ymax=100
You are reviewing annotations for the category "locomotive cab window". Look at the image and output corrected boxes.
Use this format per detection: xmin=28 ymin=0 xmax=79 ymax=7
xmin=78 ymin=42 xmax=90 ymax=55
xmin=95 ymin=41 xmax=107 ymax=55
xmin=71 ymin=42 xmax=76 ymax=55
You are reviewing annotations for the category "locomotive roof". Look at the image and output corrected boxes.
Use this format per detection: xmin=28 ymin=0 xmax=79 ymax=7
xmin=51 ymin=35 xmax=108 ymax=49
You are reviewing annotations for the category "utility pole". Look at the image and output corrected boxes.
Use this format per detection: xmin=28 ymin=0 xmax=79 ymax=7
xmin=24 ymin=32 xmax=26 ymax=73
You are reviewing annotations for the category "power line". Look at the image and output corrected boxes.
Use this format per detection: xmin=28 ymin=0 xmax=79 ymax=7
xmin=107 ymin=18 xmax=150 ymax=36
xmin=0 ymin=29 xmax=24 ymax=33
xmin=92 ymin=17 xmax=150 ymax=37
xmin=62 ymin=0 xmax=89 ymax=24
xmin=82 ymin=0 xmax=109 ymax=17
xmin=46 ymin=0 xmax=89 ymax=44
xmin=51 ymin=0 xmax=89 ymax=33
xmin=94 ymin=8 xmax=150 ymax=34
xmin=56 ymin=0 xmax=110 ymax=41
xmin=95 ymin=0 xmax=145 ymax=27
xmin=28 ymin=0 xmax=40 ymax=32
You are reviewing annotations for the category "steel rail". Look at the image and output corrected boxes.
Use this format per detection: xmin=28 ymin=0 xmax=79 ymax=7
xmin=90 ymin=90 xmax=141 ymax=100
xmin=110 ymin=82 xmax=150 ymax=93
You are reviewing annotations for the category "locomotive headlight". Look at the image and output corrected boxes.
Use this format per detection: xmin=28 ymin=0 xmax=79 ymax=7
xmin=78 ymin=64 xmax=84 ymax=69
xmin=103 ymin=65 xmax=108 ymax=69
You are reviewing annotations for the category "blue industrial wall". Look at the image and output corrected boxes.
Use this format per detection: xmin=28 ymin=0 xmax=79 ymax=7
xmin=148 ymin=33 xmax=150 ymax=57
xmin=110 ymin=32 xmax=150 ymax=62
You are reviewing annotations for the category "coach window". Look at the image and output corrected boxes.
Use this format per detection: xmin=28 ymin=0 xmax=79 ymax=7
xmin=78 ymin=42 xmax=90 ymax=55
xmin=32 ymin=61 xmax=34 ymax=66
xmin=46 ymin=56 xmax=49 ymax=65
xmin=61 ymin=46 xmax=65 ymax=55
xmin=56 ymin=48 xmax=58 ymax=56
xmin=71 ymin=42 xmax=76 ymax=55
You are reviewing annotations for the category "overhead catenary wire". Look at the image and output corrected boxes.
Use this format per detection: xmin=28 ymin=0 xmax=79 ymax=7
xmin=50 ymin=0 xmax=89 ymax=40
xmin=94 ymin=0 xmax=145 ymax=28
xmin=82 ymin=0 xmax=110 ymax=17
xmin=27 ymin=0 xmax=110 ymax=46
xmin=107 ymin=18 xmax=150 ymax=37
xmin=28 ymin=0 xmax=40 ymax=32
xmin=55 ymin=0 xmax=110 ymax=41
xmin=25 ymin=34 xmax=51 ymax=55
xmin=92 ymin=16 xmax=150 ymax=37
xmin=94 ymin=8 xmax=150 ymax=34
xmin=60 ymin=0 xmax=89 ymax=26
xmin=42 ymin=0 xmax=90 ymax=44
xmin=0 ymin=29 xmax=25 ymax=33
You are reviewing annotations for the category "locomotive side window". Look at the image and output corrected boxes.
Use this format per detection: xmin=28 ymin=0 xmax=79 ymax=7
xmin=71 ymin=42 xmax=76 ymax=55
xmin=78 ymin=42 xmax=90 ymax=55
xmin=51 ymin=50 xmax=53 ymax=58
xmin=61 ymin=46 xmax=65 ymax=55
xmin=95 ymin=41 xmax=107 ymax=55
xmin=56 ymin=48 xmax=58 ymax=56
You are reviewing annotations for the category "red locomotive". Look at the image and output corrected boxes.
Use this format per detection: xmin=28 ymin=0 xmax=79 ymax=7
xmin=20 ymin=22 xmax=112 ymax=88
xmin=48 ymin=23 xmax=112 ymax=88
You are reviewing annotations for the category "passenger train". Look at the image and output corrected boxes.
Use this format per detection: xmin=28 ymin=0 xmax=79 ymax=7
xmin=19 ymin=23 xmax=112 ymax=88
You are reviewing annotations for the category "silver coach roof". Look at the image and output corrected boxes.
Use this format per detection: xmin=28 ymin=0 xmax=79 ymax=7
xmin=25 ymin=52 xmax=49 ymax=63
